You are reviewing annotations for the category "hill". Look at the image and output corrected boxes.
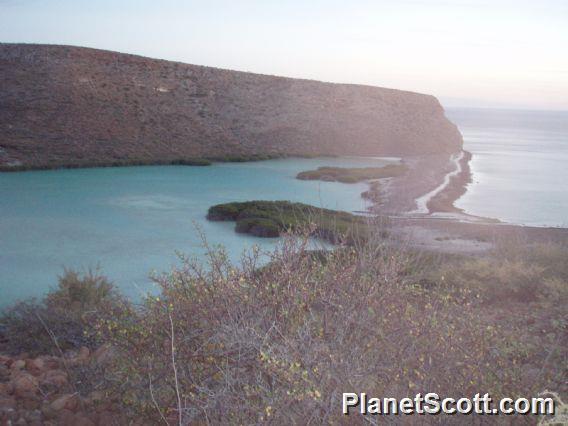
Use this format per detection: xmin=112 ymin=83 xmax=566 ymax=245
xmin=0 ymin=44 xmax=462 ymax=169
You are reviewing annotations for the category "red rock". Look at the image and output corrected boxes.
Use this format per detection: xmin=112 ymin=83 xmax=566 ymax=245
xmin=41 ymin=402 xmax=57 ymax=420
xmin=93 ymin=345 xmax=114 ymax=365
xmin=25 ymin=358 xmax=45 ymax=376
xmin=84 ymin=390 xmax=104 ymax=407
xmin=132 ymin=419 xmax=152 ymax=426
xmin=21 ymin=396 xmax=41 ymax=410
xmin=58 ymin=409 xmax=76 ymax=425
xmin=10 ymin=360 xmax=26 ymax=371
xmin=12 ymin=373 xmax=39 ymax=398
xmin=42 ymin=356 xmax=61 ymax=370
xmin=68 ymin=346 xmax=91 ymax=366
xmin=71 ymin=414 xmax=95 ymax=426
xmin=0 ymin=395 xmax=17 ymax=410
xmin=78 ymin=347 xmax=90 ymax=361
xmin=50 ymin=393 xmax=79 ymax=412
xmin=0 ymin=355 xmax=12 ymax=366
xmin=95 ymin=410 xmax=116 ymax=425
xmin=14 ymin=416 xmax=27 ymax=425
xmin=40 ymin=369 xmax=68 ymax=389
xmin=58 ymin=410 xmax=95 ymax=426
xmin=1 ymin=381 xmax=15 ymax=395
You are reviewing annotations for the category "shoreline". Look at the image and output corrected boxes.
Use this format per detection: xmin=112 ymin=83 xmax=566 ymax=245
xmin=409 ymin=151 xmax=465 ymax=214
xmin=5 ymin=150 xmax=566 ymax=254
xmin=0 ymin=153 xmax=348 ymax=173
xmin=377 ymin=150 xmax=568 ymax=253
xmin=374 ymin=149 xmax=490 ymax=222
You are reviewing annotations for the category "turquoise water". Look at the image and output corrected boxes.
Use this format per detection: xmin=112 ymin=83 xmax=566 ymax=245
xmin=447 ymin=108 xmax=568 ymax=227
xmin=0 ymin=157 xmax=389 ymax=307
xmin=3 ymin=108 xmax=566 ymax=307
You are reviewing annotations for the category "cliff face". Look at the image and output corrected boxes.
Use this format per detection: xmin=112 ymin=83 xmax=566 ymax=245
xmin=0 ymin=44 xmax=462 ymax=168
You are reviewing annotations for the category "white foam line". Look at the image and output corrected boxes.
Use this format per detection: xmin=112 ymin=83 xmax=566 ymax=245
xmin=409 ymin=151 xmax=464 ymax=215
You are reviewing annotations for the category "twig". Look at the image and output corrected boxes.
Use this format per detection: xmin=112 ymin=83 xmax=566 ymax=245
xmin=35 ymin=312 xmax=77 ymax=394
xmin=149 ymin=371 xmax=170 ymax=425
xmin=169 ymin=312 xmax=183 ymax=426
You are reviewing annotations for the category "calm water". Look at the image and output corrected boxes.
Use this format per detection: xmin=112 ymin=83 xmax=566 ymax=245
xmin=447 ymin=108 xmax=568 ymax=227
xmin=2 ymin=108 xmax=567 ymax=307
xmin=0 ymin=157 xmax=388 ymax=307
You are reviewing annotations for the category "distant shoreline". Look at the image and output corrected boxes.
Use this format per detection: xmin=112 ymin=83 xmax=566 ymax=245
xmin=0 ymin=153 xmax=333 ymax=173
xmin=377 ymin=151 xmax=568 ymax=253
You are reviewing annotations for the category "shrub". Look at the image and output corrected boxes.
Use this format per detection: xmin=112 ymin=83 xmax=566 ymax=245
xmin=98 ymin=234 xmax=547 ymax=424
xmin=0 ymin=268 xmax=126 ymax=356
xmin=436 ymin=258 xmax=545 ymax=303
xmin=437 ymin=242 xmax=568 ymax=304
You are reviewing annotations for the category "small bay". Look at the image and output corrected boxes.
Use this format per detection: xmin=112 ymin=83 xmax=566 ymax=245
xmin=0 ymin=157 xmax=390 ymax=307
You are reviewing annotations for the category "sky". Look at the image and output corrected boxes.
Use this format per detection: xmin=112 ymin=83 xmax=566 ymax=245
xmin=1 ymin=0 xmax=567 ymax=110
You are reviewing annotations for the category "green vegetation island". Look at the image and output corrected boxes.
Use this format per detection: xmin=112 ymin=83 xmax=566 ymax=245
xmin=293 ymin=163 xmax=408 ymax=206
xmin=296 ymin=164 xmax=407 ymax=183
xmin=207 ymin=200 xmax=373 ymax=243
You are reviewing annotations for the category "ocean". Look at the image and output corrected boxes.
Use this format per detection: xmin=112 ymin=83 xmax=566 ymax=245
xmin=447 ymin=108 xmax=568 ymax=227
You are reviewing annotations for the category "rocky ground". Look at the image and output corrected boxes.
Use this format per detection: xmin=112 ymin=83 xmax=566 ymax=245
xmin=0 ymin=346 xmax=135 ymax=426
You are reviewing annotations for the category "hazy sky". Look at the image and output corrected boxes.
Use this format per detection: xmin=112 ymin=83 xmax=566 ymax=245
xmin=1 ymin=0 xmax=567 ymax=110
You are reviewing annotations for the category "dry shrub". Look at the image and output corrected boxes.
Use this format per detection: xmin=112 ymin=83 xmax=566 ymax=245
xmin=98 ymin=232 xmax=550 ymax=424
xmin=437 ymin=242 xmax=568 ymax=304
xmin=434 ymin=241 xmax=568 ymax=402
xmin=437 ymin=258 xmax=545 ymax=303
xmin=0 ymin=268 xmax=125 ymax=355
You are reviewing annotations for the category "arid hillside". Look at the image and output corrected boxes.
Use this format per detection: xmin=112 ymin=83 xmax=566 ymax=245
xmin=0 ymin=44 xmax=462 ymax=168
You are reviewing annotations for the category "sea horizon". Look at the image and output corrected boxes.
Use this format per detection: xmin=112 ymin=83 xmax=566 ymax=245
xmin=448 ymin=107 xmax=568 ymax=228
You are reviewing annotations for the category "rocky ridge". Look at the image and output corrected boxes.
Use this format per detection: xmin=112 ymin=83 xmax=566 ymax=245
xmin=0 ymin=43 xmax=462 ymax=169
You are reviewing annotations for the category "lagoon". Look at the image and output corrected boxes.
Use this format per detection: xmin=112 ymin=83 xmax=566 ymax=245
xmin=0 ymin=157 xmax=389 ymax=307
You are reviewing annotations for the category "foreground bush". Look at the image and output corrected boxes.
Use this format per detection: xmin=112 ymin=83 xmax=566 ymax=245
xmin=96 ymin=234 xmax=561 ymax=424
xmin=0 ymin=268 xmax=125 ymax=356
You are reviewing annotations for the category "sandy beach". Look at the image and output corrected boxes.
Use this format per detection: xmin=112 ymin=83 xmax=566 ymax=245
xmin=378 ymin=151 xmax=568 ymax=253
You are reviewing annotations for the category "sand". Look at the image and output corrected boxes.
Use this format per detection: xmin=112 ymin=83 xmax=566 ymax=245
xmin=377 ymin=151 xmax=568 ymax=254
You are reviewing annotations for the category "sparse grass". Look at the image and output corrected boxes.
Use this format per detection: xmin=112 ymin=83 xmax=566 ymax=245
xmin=207 ymin=200 xmax=372 ymax=243
xmin=429 ymin=241 xmax=568 ymax=398
xmin=296 ymin=164 xmax=407 ymax=183
xmin=435 ymin=241 xmax=568 ymax=303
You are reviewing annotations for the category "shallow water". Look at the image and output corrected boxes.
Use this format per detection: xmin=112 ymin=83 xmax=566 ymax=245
xmin=0 ymin=157 xmax=390 ymax=307
xmin=447 ymin=108 xmax=568 ymax=227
